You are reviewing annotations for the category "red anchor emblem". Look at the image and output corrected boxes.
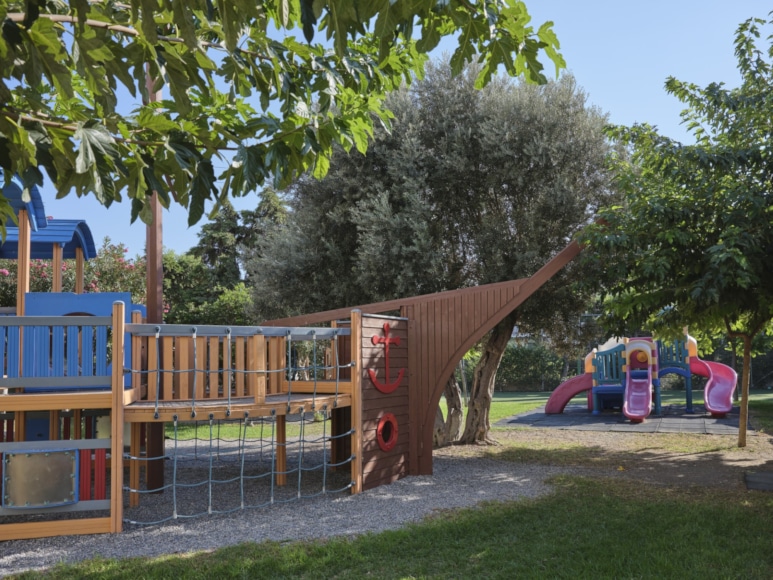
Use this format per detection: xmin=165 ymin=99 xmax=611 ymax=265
xmin=367 ymin=323 xmax=405 ymax=394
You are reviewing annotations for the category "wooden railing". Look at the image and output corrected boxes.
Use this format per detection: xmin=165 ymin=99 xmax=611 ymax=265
xmin=127 ymin=323 xmax=353 ymax=408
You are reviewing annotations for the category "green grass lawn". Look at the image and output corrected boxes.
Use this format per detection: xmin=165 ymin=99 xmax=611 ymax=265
xmin=14 ymin=389 xmax=773 ymax=579
xmin=21 ymin=476 xmax=773 ymax=579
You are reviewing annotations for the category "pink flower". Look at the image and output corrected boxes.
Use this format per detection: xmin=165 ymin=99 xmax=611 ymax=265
xmin=0 ymin=269 xmax=9 ymax=276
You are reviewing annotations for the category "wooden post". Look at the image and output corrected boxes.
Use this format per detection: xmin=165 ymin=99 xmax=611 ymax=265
xmin=275 ymin=414 xmax=286 ymax=486
xmin=16 ymin=208 xmax=30 ymax=423
xmin=350 ymin=309 xmax=362 ymax=494
xmin=75 ymin=247 xmax=85 ymax=294
xmin=111 ymin=301 xmax=125 ymax=533
xmin=129 ymin=422 xmax=141 ymax=507
xmin=145 ymin=189 xmax=165 ymax=490
xmin=16 ymin=208 xmax=30 ymax=316
xmin=52 ymin=244 xmax=63 ymax=292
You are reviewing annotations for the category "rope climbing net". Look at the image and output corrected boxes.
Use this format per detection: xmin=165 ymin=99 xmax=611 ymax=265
xmin=123 ymin=324 xmax=356 ymax=526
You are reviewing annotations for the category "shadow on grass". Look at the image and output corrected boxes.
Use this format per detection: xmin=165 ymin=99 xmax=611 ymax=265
xmin=483 ymin=431 xmax=773 ymax=489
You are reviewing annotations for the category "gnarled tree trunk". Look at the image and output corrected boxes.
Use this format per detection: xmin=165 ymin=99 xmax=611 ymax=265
xmin=433 ymin=374 xmax=464 ymax=447
xmin=459 ymin=310 xmax=518 ymax=444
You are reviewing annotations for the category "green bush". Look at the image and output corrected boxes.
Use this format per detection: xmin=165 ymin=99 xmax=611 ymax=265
xmin=496 ymin=340 xmax=568 ymax=392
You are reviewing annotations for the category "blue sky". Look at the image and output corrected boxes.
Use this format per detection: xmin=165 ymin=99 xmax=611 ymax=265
xmin=41 ymin=1 xmax=771 ymax=258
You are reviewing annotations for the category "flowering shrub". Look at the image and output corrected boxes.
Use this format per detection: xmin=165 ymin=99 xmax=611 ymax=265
xmin=0 ymin=238 xmax=146 ymax=307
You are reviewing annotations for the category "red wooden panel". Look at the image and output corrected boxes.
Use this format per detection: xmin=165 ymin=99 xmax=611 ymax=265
xmin=80 ymin=450 xmax=92 ymax=501
xmin=94 ymin=448 xmax=107 ymax=501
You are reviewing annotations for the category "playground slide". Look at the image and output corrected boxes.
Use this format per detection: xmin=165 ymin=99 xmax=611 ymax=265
xmin=689 ymin=358 xmax=737 ymax=417
xmin=623 ymin=370 xmax=653 ymax=422
xmin=545 ymin=373 xmax=593 ymax=414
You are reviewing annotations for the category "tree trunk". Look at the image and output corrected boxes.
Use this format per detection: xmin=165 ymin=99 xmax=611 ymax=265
xmin=560 ymin=356 xmax=570 ymax=382
xmin=738 ymin=334 xmax=752 ymax=447
xmin=458 ymin=311 xmax=518 ymax=444
xmin=433 ymin=374 xmax=463 ymax=447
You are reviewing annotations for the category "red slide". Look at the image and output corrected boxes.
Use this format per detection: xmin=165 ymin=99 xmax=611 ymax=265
xmin=690 ymin=358 xmax=737 ymax=417
xmin=545 ymin=373 xmax=593 ymax=414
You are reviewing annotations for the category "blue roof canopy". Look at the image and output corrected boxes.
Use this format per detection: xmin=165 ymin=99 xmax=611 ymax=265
xmin=2 ymin=176 xmax=48 ymax=231
xmin=0 ymin=219 xmax=97 ymax=260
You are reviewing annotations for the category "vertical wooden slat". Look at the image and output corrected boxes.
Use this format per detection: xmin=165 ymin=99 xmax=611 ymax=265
xmin=350 ymin=309 xmax=363 ymax=494
xmin=275 ymin=415 xmax=286 ymax=486
xmin=224 ymin=335 xmax=234 ymax=397
xmin=176 ymin=336 xmax=191 ymax=399
xmin=75 ymin=247 xmax=84 ymax=294
xmin=267 ymin=337 xmax=282 ymax=394
xmin=80 ymin=449 xmax=92 ymax=500
xmin=130 ymin=311 xmax=143 ymax=395
xmin=110 ymin=300 xmax=125 ymax=533
xmin=255 ymin=335 xmax=266 ymax=403
xmin=94 ymin=448 xmax=107 ymax=501
xmin=434 ymin=300 xmax=443 ymax=403
xmin=404 ymin=305 xmax=420 ymax=476
xmin=162 ymin=336 xmax=174 ymax=400
xmin=52 ymin=326 xmax=65 ymax=377
xmin=66 ymin=326 xmax=79 ymax=377
xmin=474 ymin=290 xmax=482 ymax=333
xmin=49 ymin=410 xmax=59 ymax=440
xmin=235 ymin=336 xmax=245 ymax=397
xmin=51 ymin=244 xmax=63 ymax=292
xmin=208 ymin=336 xmax=220 ymax=398
xmin=81 ymin=326 xmax=94 ymax=377
xmin=95 ymin=326 xmax=108 ymax=377
xmin=16 ymin=209 xmax=30 ymax=316
xmin=195 ymin=335 xmax=206 ymax=400
xmin=147 ymin=335 xmax=158 ymax=401
xmin=129 ymin=423 xmax=142 ymax=507
xmin=246 ymin=335 xmax=258 ymax=398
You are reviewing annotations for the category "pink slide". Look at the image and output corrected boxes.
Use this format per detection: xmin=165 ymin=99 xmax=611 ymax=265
xmin=623 ymin=369 xmax=652 ymax=422
xmin=690 ymin=358 xmax=737 ymax=417
xmin=545 ymin=373 xmax=593 ymax=414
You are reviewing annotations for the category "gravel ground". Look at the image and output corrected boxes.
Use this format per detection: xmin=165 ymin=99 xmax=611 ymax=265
xmin=0 ymin=450 xmax=573 ymax=577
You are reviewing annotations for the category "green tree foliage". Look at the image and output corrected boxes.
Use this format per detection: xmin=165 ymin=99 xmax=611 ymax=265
xmin=581 ymin=16 xmax=773 ymax=446
xmin=162 ymin=250 xmax=254 ymax=325
xmin=190 ymin=202 xmax=243 ymax=289
xmin=0 ymin=0 xmax=564 ymax=237
xmin=496 ymin=340 xmax=568 ymax=392
xmin=247 ymin=61 xmax=615 ymax=442
xmin=162 ymin=251 xmax=213 ymax=323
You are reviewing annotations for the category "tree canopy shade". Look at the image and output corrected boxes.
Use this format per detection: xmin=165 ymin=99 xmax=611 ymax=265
xmin=0 ymin=0 xmax=564 ymax=236
xmin=581 ymin=16 xmax=773 ymax=446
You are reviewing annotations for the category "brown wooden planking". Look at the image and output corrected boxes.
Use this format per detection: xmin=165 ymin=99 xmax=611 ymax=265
xmin=363 ymin=451 xmax=407 ymax=471
xmin=362 ymin=459 xmax=408 ymax=489
xmin=362 ymin=470 xmax=407 ymax=491
xmin=262 ymin=240 xmax=582 ymax=478
xmin=361 ymin=409 xmax=409 ymax=428
xmin=361 ymin=386 xmax=409 ymax=404
xmin=361 ymin=437 xmax=409 ymax=455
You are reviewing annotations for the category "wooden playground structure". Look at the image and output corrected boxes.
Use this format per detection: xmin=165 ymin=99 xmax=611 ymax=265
xmin=0 ymin=181 xmax=582 ymax=541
